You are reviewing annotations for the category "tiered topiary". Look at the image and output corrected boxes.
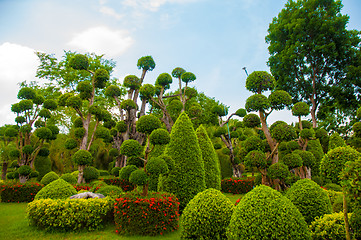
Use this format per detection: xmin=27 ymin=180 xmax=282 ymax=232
xmin=196 ymin=125 xmax=221 ymax=190
xmin=226 ymin=185 xmax=310 ymax=240
xmin=35 ymin=179 xmax=77 ymax=200
xmin=40 ymin=171 xmax=59 ymax=185
xmin=181 ymin=188 xmax=234 ymax=239
xmin=159 ymin=112 xmax=206 ymax=211
xmin=285 ymin=179 xmax=332 ymax=224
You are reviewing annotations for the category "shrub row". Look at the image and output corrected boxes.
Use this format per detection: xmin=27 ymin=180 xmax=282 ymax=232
xmin=114 ymin=192 xmax=179 ymax=236
xmin=27 ymin=198 xmax=115 ymax=231
xmin=102 ymin=177 xmax=135 ymax=192
xmin=221 ymin=177 xmax=254 ymax=194
xmin=0 ymin=182 xmax=43 ymax=202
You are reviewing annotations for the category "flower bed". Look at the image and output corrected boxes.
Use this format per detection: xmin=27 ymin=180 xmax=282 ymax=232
xmin=0 ymin=182 xmax=43 ymax=202
xmin=221 ymin=177 xmax=254 ymax=194
xmin=102 ymin=177 xmax=135 ymax=192
xmin=114 ymin=192 xmax=179 ymax=236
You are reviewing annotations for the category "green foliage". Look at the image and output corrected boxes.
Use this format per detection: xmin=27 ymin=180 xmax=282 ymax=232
xmin=120 ymin=139 xmax=142 ymax=157
xmin=137 ymin=56 xmax=155 ymax=71
xmin=20 ymin=124 xmax=32 ymax=133
xmin=270 ymin=121 xmax=297 ymax=142
xmin=245 ymin=71 xmax=275 ymax=93
xmin=0 ymin=182 xmax=43 ymax=202
xmin=129 ymin=169 xmax=148 ymax=186
xmin=120 ymin=99 xmax=137 ymax=111
xmin=95 ymin=127 xmax=111 ymax=139
xmin=34 ymin=156 xmax=52 ymax=181
xmin=282 ymin=153 xmax=303 ymax=169
xmin=35 ymin=179 xmax=77 ymax=200
xmin=40 ymin=171 xmax=59 ymax=185
xmin=341 ymin=158 xmax=361 ymax=205
xmin=213 ymin=126 xmax=227 ymax=137
xmin=196 ymin=125 xmax=221 ymax=190
xmin=5 ymin=127 xmax=18 ymax=138
xmin=102 ymin=177 xmax=135 ymax=192
xmin=181 ymin=188 xmax=234 ymax=240
xmin=285 ymin=179 xmax=332 ymax=224
xmin=353 ymin=122 xmax=361 ymax=137
xmin=227 ymin=185 xmax=310 ymax=240
xmin=35 ymin=127 xmax=53 ymax=140
xmin=105 ymin=85 xmax=122 ymax=97
xmin=126 ymin=156 xmax=144 ymax=168
xmin=96 ymin=185 xmax=123 ymax=198
xmin=245 ymin=94 xmax=270 ymax=112
xmin=243 ymin=135 xmax=264 ymax=152
xmin=244 ymin=150 xmax=268 ymax=169
xmin=111 ymin=167 xmax=121 ymax=177
xmin=172 ymin=67 xmax=186 ymax=78
xmin=77 ymin=81 xmax=92 ymax=99
xmin=60 ymin=173 xmax=77 ymax=185
xmin=181 ymin=72 xmax=196 ymax=83
xmin=72 ymin=149 xmax=93 ymax=166
xmin=18 ymin=165 xmax=32 ymax=176
xmin=234 ymin=108 xmax=246 ymax=117
xmin=146 ymin=157 xmax=168 ymax=191
xmin=18 ymin=87 xmax=36 ymax=100
xmin=292 ymin=102 xmax=310 ymax=116
xmin=307 ymin=139 xmax=324 ymax=176
xmin=293 ymin=150 xmax=315 ymax=168
xmin=211 ymin=105 xmax=227 ymax=117
xmin=357 ymin=107 xmax=361 ymax=119
xmin=94 ymin=68 xmax=109 ymax=89
xmin=309 ymin=212 xmax=352 ymax=240
xmin=116 ymin=120 xmax=127 ymax=133
xmin=221 ymin=178 xmax=254 ymax=194
xmin=18 ymin=99 xmax=33 ymax=111
xmin=123 ymin=75 xmax=141 ymax=90
xmin=267 ymin=162 xmax=289 ymax=180
xmin=155 ymin=73 xmax=172 ymax=87
xmin=243 ymin=113 xmax=260 ymax=128
xmin=119 ymin=165 xmax=138 ymax=180
xmin=66 ymin=95 xmax=82 ymax=109
xmin=350 ymin=208 xmax=361 ymax=239
xmin=22 ymin=145 xmax=34 ymax=155
xmin=268 ymin=90 xmax=292 ymax=110
xmin=300 ymin=128 xmax=315 ymax=139
xmin=114 ymin=192 xmax=179 ymax=236
xmin=38 ymin=147 xmax=50 ymax=157
xmin=43 ymin=99 xmax=57 ymax=110
xmin=328 ymin=132 xmax=346 ymax=150
xmin=160 ymin=112 xmax=206 ymax=211
xmin=321 ymin=146 xmax=361 ymax=184
xmin=27 ymin=197 xmax=114 ymax=231
xmin=149 ymin=128 xmax=170 ymax=146
xmin=69 ymin=54 xmax=89 ymax=70
xmin=64 ymin=138 xmax=78 ymax=150
xmin=83 ymin=166 xmax=100 ymax=182
xmin=136 ymin=114 xmax=161 ymax=135
xmin=323 ymin=183 xmax=342 ymax=192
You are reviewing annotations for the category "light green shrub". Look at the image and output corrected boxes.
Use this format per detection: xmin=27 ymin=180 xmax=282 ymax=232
xmin=60 ymin=173 xmax=77 ymax=185
xmin=40 ymin=171 xmax=59 ymax=185
xmin=35 ymin=179 xmax=77 ymax=200
xmin=96 ymin=185 xmax=123 ymax=198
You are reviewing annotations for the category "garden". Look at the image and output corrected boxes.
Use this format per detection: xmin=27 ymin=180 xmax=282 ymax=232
xmin=2 ymin=0 xmax=361 ymax=239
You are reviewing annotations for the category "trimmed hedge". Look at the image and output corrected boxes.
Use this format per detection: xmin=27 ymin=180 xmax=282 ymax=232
xmin=27 ymin=197 xmax=114 ymax=231
xmin=0 ymin=182 xmax=43 ymax=203
xmin=221 ymin=177 xmax=254 ymax=194
xmin=114 ymin=192 xmax=179 ymax=236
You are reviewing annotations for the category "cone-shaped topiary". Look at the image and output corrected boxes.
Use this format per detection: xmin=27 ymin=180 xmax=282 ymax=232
xmin=285 ymin=178 xmax=332 ymax=224
xmin=159 ymin=112 xmax=205 ymax=210
xmin=196 ymin=125 xmax=221 ymax=190
xmin=226 ymin=185 xmax=310 ymax=240
xmin=35 ymin=179 xmax=77 ymax=200
xmin=181 ymin=188 xmax=234 ymax=239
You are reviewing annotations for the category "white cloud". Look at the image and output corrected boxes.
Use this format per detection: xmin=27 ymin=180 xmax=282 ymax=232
xmin=0 ymin=42 xmax=39 ymax=126
xmin=99 ymin=6 xmax=123 ymax=19
xmin=122 ymin=0 xmax=199 ymax=11
xmin=67 ymin=26 xmax=133 ymax=57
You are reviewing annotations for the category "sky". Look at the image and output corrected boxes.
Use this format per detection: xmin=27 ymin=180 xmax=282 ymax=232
xmin=0 ymin=0 xmax=361 ymax=127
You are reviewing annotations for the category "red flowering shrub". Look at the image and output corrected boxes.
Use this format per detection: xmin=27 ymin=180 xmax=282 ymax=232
xmin=103 ymin=177 xmax=135 ymax=192
xmin=114 ymin=192 xmax=179 ymax=236
xmin=73 ymin=184 xmax=91 ymax=191
xmin=0 ymin=182 xmax=43 ymax=202
xmin=221 ymin=177 xmax=254 ymax=194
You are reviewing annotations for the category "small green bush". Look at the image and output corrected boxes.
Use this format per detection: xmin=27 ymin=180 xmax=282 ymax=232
xmin=285 ymin=179 xmax=332 ymax=224
xmin=181 ymin=188 xmax=234 ymax=239
xmin=96 ymin=185 xmax=123 ymax=198
xmin=83 ymin=166 xmax=100 ymax=182
xmin=90 ymin=180 xmax=108 ymax=192
xmin=72 ymin=149 xmax=93 ymax=166
xmin=111 ymin=167 xmax=121 ymax=177
xmin=60 ymin=173 xmax=77 ymax=185
xmin=328 ymin=132 xmax=346 ymax=150
xmin=119 ymin=165 xmax=138 ymax=180
xmin=129 ymin=169 xmax=148 ymax=186
xmin=309 ymin=212 xmax=352 ymax=240
xmin=18 ymin=165 xmax=32 ymax=176
xmin=40 ymin=171 xmax=59 ymax=185
xmin=35 ymin=179 xmax=77 ymax=200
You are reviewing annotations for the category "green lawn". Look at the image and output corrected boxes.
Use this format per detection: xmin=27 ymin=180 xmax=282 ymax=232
xmin=0 ymin=193 xmax=242 ymax=240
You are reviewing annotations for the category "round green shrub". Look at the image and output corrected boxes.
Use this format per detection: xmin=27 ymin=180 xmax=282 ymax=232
xmin=9 ymin=149 xmax=20 ymax=159
xmin=309 ymin=212 xmax=352 ymax=240
xmin=18 ymin=165 xmax=32 ymax=176
xmin=267 ymin=162 xmax=289 ymax=180
xmin=96 ymin=185 xmax=123 ymax=198
xmin=245 ymin=71 xmax=274 ymax=93
xmin=181 ymin=72 xmax=196 ymax=83
xmin=270 ymin=121 xmax=297 ymax=142
xmin=323 ymin=183 xmax=342 ymax=192
xmin=285 ymin=179 xmax=332 ymax=224
xmin=65 ymin=138 xmax=78 ymax=150
xmin=19 ymin=99 xmax=33 ymax=111
xmin=123 ymin=75 xmax=141 ymax=90
xmin=73 ymin=117 xmax=83 ymax=128
xmin=213 ymin=126 xmax=227 ymax=137
xmin=119 ymin=165 xmax=138 ymax=181
xmin=90 ymin=180 xmax=108 ymax=192
xmin=5 ymin=127 xmax=18 ymax=138
xmin=328 ymin=132 xmax=346 ymax=151
xmin=149 ymin=128 xmax=170 ymax=145
xmin=300 ymin=128 xmax=315 ymax=139
xmin=268 ymin=90 xmax=292 ymax=110
xmin=34 ymin=119 xmax=45 ymax=128
xmin=235 ymin=108 xmax=247 ymax=117
xmin=292 ymin=102 xmax=310 ymax=116
xmin=111 ymin=167 xmax=121 ymax=177
xmin=38 ymin=147 xmax=50 ymax=157
xmin=95 ymin=127 xmax=111 ymax=139
xmin=136 ymin=114 xmax=161 ymax=135
xmin=77 ymin=81 xmax=92 ymax=99
xmin=292 ymin=150 xmax=315 ymax=168
xmin=243 ymin=113 xmax=260 ymax=128
xmin=22 ymin=145 xmax=34 ymax=155
xmin=320 ymin=146 xmax=361 ymax=183
xmin=244 ymin=150 xmax=268 ymax=169
xmin=72 ymin=149 xmax=93 ymax=166
xmin=213 ymin=143 xmax=222 ymax=149
xmin=120 ymin=139 xmax=142 ymax=157
xmin=69 ymin=54 xmax=89 ymax=70
xmin=43 ymin=99 xmax=57 ymax=110
xmin=350 ymin=208 xmax=361 ymax=239
xmin=172 ymin=67 xmax=186 ymax=78
xmin=155 ymin=73 xmax=172 ymax=87
xmin=307 ymin=139 xmax=324 ymax=176
xmin=282 ymin=153 xmax=303 ymax=169
xmin=20 ymin=124 xmax=32 ymax=133
xmin=243 ymin=135 xmax=264 ymax=152
xmin=245 ymin=94 xmax=270 ymax=112
xmin=35 ymin=127 xmax=52 ymax=140
xmin=66 ymin=95 xmax=82 ymax=109
xmin=227 ymin=185 xmax=310 ymax=240
xmin=146 ymin=157 xmax=168 ymax=175
xmin=60 ymin=173 xmax=77 ymax=185
xmin=105 ymin=85 xmax=122 ymax=98
xmin=139 ymin=84 xmax=155 ymax=100
xmin=126 ymin=156 xmax=144 ymax=168
xmin=120 ymin=99 xmax=137 ymax=111
xmin=94 ymin=68 xmax=109 ymax=89
xmin=40 ymin=171 xmax=59 ymax=185
xmin=287 ymin=141 xmax=300 ymax=151
xmin=83 ymin=166 xmax=99 ymax=182
xmin=15 ymin=116 xmax=26 ymax=124
xmin=116 ymin=121 xmax=127 ymax=133
xmin=18 ymin=87 xmax=36 ymax=100
xmin=181 ymin=188 xmax=234 ymax=240
xmin=129 ymin=169 xmax=148 ymax=186
xmin=74 ymin=127 xmax=85 ymax=139
xmin=35 ymin=179 xmax=77 ymax=200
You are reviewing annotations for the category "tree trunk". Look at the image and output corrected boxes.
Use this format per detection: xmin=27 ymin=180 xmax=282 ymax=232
xmin=19 ymin=175 xmax=27 ymax=183
xmin=305 ymin=166 xmax=312 ymax=179
xmin=232 ymin=163 xmax=243 ymax=178
xmin=310 ymin=96 xmax=317 ymax=128
xmin=343 ymin=190 xmax=351 ymax=240
xmin=77 ymin=165 xmax=86 ymax=184
xmin=1 ymin=161 xmax=8 ymax=180
xmin=259 ymin=110 xmax=278 ymax=163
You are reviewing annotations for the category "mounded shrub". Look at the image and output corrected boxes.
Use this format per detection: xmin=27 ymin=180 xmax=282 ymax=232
xmin=196 ymin=125 xmax=221 ymax=190
xmin=119 ymin=165 xmax=138 ymax=180
xmin=120 ymin=139 xmax=142 ymax=157
xmin=114 ymin=192 xmax=179 ymax=236
xmin=40 ymin=171 xmax=59 ymax=185
xmin=146 ymin=157 xmax=168 ymax=191
xmin=27 ymin=197 xmax=114 ymax=231
xmin=328 ymin=132 xmax=346 ymax=150
xmin=96 ymin=185 xmax=123 ymax=198
xmin=226 ymin=185 xmax=310 ymax=240
xmin=285 ymin=179 xmax=332 ymax=224
xmin=35 ymin=179 xmax=77 ymax=200
xmin=60 ymin=173 xmax=77 ymax=185
xmin=129 ymin=169 xmax=148 ymax=186
xmin=83 ymin=166 xmax=100 ymax=183
xmin=221 ymin=177 xmax=254 ymax=194
xmin=0 ymin=182 xmax=43 ymax=202
xmin=181 ymin=188 xmax=234 ymax=239
xmin=90 ymin=180 xmax=108 ymax=192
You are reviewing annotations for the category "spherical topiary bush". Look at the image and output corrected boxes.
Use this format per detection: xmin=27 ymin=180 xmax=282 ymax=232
xmin=120 ymin=99 xmax=137 ymax=111
xmin=123 ymin=75 xmax=141 ymax=90
xmin=155 ymin=73 xmax=172 ymax=87
xmin=72 ymin=149 xmax=93 ymax=166
xmin=96 ymin=185 xmax=123 ymax=198
xmin=139 ymin=84 xmax=155 ymax=100
xmin=243 ymin=135 xmax=264 ymax=152
xmin=149 ymin=128 xmax=170 ymax=145
xmin=285 ymin=178 xmax=332 ymax=224
xmin=245 ymin=94 xmax=270 ymax=112
xmin=94 ymin=68 xmax=110 ymax=89
xmin=116 ymin=120 xmax=127 ymax=133
xmin=120 ymin=139 xmax=142 ymax=157
xmin=18 ymin=87 xmax=36 ymax=100
xmin=35 ymin=179 xmax=77 ymax=200
xmin=270 ymin=121 xmax=297 ymax=143
xmin=43 ymin=99 xmax=57 ymax=110
xmin=181 ymin=188 xmax=234 ymax=240
xmin=18 ymin=165 xmax=32 ymax=176
xmin=243 ymin=113 xmax=261 ymax=128
xmin=105 ymin=85 xmax=123 ymax=98
xmin=35 ymin=127 xmax=53 ymax=140
xmin=235 ymin=108 xmax=247 ymax=117
xmin=34 ymin=156 xmax=52 ymax=181
xmin=119 ymin=165 xmax=138 ymax=180
xmin=268 ymin=90 xmax=292 ymax=110
xmin=245 ymin=71 xmax=275 ymax=93
xmin=267 ymin=162 xmax=289 ymax=180
xmin=282 ymin=153 xmax=303 ymax=169
xmin=74 ymin=127 xmax=85 ymax=139
xmin=22 ymin=145 xmax=34 ymax=155
xmin=292 ymin=102 xmax=310 ymax=117
xmin=38 ymin=108 xmax=51 ymax=119
xmin=38 ymin=147 xmax=50 ymax=157
xmin=64 ymin=138 xmax=78 ymax=150
xmin=136 ymin=114 xmax=161 ymax=135
xmin=244 ymin=150 xmax=268 ymax=169
xmin=292 ymin=150 xmax=315 ymax=168
xmin=126 ymin=157 xmax=144 ymax=168
xmin=41 ymin=171 xmax=59 ymax=185
xmin=69 ymin=54 xmax=89 ymax=70
xmin=66 ymin=95 xmax=82 ymax=109
xmin=300 ymin=128 xmax=315 ymax=139
xmin=129 ymin=169 xmax=148 ymax=186
xmin=226 ymin=185 xmax=310 ymax=240
xmin=181 ymin=72 xmax=196 ymax=83
xmin=83 ymin=166 xmax=100 ymax=183
xmin=60 ymin=173 xmax=77 ymax=185
xmin=146 ymin=157 xmax=169 ymax=191
xmin=213 ymin=143 xmax=222 ymax=150
xmin=213 ymin=126 xmax=227 ymax=137
xmin=320 ymin=146 xmax=361 ymax=184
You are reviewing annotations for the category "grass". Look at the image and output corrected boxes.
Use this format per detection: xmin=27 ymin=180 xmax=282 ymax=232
xmin=0 ymin=193 xmax=242 ymax=240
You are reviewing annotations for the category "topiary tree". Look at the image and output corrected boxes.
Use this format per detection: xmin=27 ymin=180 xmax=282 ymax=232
xmin=226 ymin=185 xmax=310 ymax=240
xmin=285 ymin=179 xmax=332 ymax=224
xmin=159 ymin=112 xmax=206 ymax=211
xmin=35 ymin=178 xmax=77 ymax=200
xmin=83 ymin=166 xmax=100 ymax=183
xmin=40 ymin=171 xmax=59 ymax=185
xmin=181 ymin=188 xmax=234 ymax=239
xmin=292 ymin=102 xmax=310 ymax=131
xmin=72 ymin=149 xmax=93 ymax=183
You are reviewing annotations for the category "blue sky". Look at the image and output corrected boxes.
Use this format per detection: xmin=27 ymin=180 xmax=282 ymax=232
xmin=0 ymin=0 xmax=360 ymax=126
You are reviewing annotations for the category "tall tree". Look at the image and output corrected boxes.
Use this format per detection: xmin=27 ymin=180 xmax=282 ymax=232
xmin=266 ymin=0 xmax=361 ymax=128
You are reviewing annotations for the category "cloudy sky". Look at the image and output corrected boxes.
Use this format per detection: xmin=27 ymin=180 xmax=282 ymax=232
xmin=0 ymin=0 xmax=361 ymax=126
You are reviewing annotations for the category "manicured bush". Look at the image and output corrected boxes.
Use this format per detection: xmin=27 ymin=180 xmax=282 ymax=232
xmin=285 ymin=179 xmax=332 ymax=224
xmin=136 ymin=114 xmax=161 ymax=135
xmin=282 ymin=153 xmax=303 ymax=169
xmin=0 ymin=182 xmax=43 ymax=202
xmin=323 ymin=183 xmax=342 ymax=192
xmin=60 ymin=173 xmax=77 ymax=185
xmin=328 ymin=132 xmax=346 ymax=150
xmin=18 ymin=165 xmax=32 ymax=176
xmin=309 ymin=212 xmax=352 ymax=240
xmin=267 ymin=162 xmax=289 ymax=180
xmin=95 ymin=185 xmax=123 ymax=198
xmin=102 ymin=177 xmax=135 ymax=192
xmin=83 ymin=166 xmax=100 ymax=182
xmin=216 ymin=149 xmax=233 ymax=179
xmin=27 ymin=197 xmax=114 ymax=231
xmin=40 ymin=171 xmax=59 ymax=185
xmin=120 ymin=140 xmax=142 ymax=157
xmin=181 ymin=188 xmax=234 ymax=239
xmin=196 ymin=125 xmax=221 ymax=190
xmin=114 ymin=192 xmax=179 ymax=236
xmin=146 ymin=157 xmax=168 ymax=191
xmin=221 ymin=177 xmax=254 ymax=194
xmin=72 ymin=149 xmax=93 ymax=166
xmin=159 ymin=112 xmax=205 ymax=211
xmin=98 ymin=170 xmax=109 ymax=176
xmin=69 ymin=54 xmax=89 ymax=70
xmin=129 ymin=169 xmax=148 ymax=186
xmin=90 ymin=180 xmax=108 ymax=192
xmin=35 ymin=179 xmax=77 ymax=200
xmin=226 ymin=185 xmax=310 ymax=240
xmin=119 ymin=165 xmax=138 ymax=180
xmin=320 ymin=146 xmax=361 ymax=184
xmin=307 ymin=139 xmax=324 ymax=176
